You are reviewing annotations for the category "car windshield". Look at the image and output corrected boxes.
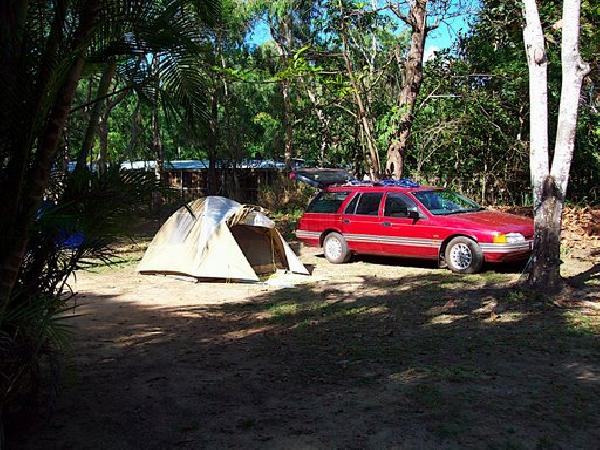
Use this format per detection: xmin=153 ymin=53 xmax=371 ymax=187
xmin=413 ymin=190 xmax=484 ymax=215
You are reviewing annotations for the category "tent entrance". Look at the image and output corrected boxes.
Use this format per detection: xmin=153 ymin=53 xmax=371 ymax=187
xmin=229 ymin=225 xmax=287 ymax=275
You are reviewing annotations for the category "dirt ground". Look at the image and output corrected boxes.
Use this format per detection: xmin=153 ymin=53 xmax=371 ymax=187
xmin=13 ymin=239 xmax=600 ymax=449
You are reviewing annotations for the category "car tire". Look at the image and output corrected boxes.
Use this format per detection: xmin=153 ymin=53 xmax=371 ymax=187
xmin=323 ymin=232 xmax=351 ymax=264
xmin=444 ymin=237 xmax=483 ymax=274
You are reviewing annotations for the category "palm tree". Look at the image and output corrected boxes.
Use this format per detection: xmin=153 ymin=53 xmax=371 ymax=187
xmin=0 ymin=1 xmax=220 ymax=439
xmin=0 ymin=0 xmax=220 ymax=305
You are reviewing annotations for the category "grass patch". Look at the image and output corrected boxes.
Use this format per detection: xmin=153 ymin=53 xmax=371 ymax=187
xmin=265 ymin=300 xmax=386 ymax=324
xmin=563 ymin=311 xmax=600 ymax=336
xmin=85 ymin=253 xmax=141 ymax=273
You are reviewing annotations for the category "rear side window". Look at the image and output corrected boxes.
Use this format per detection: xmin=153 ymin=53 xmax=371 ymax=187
xmin=355 ymin=193 xmax=383 ymax=216
xmin=306 ymin=191 xmax=349 ymax=213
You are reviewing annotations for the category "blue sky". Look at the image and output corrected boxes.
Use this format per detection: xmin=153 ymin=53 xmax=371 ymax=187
xmin=246 ymin=13 xmax=472 ymax=58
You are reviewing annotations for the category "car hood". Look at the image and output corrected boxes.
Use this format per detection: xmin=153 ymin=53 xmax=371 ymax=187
xmin=443 ymin=210 xmax=534 ymax=237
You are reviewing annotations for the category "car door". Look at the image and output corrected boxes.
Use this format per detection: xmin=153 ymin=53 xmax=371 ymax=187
xmin=378 ymin=192 xmax=439 ymax=258
xmin=341 ymin=192 xmax=385 ymax=255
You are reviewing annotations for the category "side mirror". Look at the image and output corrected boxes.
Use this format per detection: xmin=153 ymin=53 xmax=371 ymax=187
xmin=408 ymin=210 xmax=420 ymax=220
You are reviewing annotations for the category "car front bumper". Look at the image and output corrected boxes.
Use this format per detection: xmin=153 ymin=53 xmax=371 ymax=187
xmin=480 ymin=240 xmax=533 ymax=262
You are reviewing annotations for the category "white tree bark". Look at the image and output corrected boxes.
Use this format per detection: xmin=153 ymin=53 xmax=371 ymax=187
xmin=550 ymin=0 xmax=591 ymax=196
xmin=522 ymin=0 xmax=590 ymax=292
xmin=522 ymin=0 xmax=549 ymax=203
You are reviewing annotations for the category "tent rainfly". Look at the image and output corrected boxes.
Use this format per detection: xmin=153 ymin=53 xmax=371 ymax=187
xmin=138 ymin=196 xmax=309 ymax=281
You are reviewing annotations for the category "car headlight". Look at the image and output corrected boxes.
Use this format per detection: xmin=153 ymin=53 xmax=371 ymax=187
xmin=493 ymin=233 xmax=525 ymax=243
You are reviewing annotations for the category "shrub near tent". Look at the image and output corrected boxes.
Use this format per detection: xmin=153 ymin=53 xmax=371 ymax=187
xmin=138 ymin=196 xmax=308 ymax=281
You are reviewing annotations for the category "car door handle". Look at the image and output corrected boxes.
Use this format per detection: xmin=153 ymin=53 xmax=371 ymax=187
xmin=343 ymin=219 xmax=351 ymax=224
xmin=382 ymin=222 xmax=391 ymax=227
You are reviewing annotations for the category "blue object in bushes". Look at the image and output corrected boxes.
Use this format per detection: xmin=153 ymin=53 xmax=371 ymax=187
xmin=57 ymin=230 xmax=85 ymax=249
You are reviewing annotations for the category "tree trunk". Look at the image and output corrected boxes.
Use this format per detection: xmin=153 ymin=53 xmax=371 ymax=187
xmin=152 ymin=54 xmax=164 ymax=184
xmin=282 ymin=79 xmax=293 ymax=168
xmin=75 ymin=59 xmax=116 ymax=172
xmin=522 ymin=0 xmax=589 ymax=292
xmin=550 ymin=0 xmax=590 ymax=196
xmin=127 ymin=101 xmax=141 ymax=157
xmin=386 ymin=0 xmax=428 ymax=179
xmin=270 ymin=14 xmax=294 ymax=168
xmin=528 ymin=176 xmax=563 ymax=291
xmin=522 ymin=0 xmax=551 ymax=290
xmin=98 ymin=111 xmax=108 ymax=174
xmin=207 ymin=91 xmax=219 ymax=195
xmin=305 ymin=82 xmax=331 ymax=167
xmin=353 ymin=120 xmax=365 ymax=180
xmin=97 ymin=87 xmax=127 ymax=174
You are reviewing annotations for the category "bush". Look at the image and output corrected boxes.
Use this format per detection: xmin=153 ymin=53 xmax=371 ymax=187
xmin=257 ymin=173 xmax=316 ymax=214
xmin=0 ymin=167 xmax=159 ymax=441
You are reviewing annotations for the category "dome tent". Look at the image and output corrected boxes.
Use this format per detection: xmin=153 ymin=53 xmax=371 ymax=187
xmin=138 ymin=196 xmax=308 ymax=282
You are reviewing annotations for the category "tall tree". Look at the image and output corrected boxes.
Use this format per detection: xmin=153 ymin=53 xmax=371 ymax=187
xmin=0 ymin=0 xmax=219 ymax=304
xmin=337 ymin=0 xmax=382 ymax=179
xmin=386 ymin=0 xmax=432 ymax=179
xmin=522 ymin=0 xmax=590 ymax=291
xmin=269 ymin=9 xmax=295 ymax=168
xmin=75 ymin=59 xmax=117 ymax=172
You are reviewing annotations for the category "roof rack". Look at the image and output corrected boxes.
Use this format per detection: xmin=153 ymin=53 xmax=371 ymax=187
xmin=344 ymin=178 xmax=420 ymax=188
xmin=289 ymin=168 xmax=420 ymax=189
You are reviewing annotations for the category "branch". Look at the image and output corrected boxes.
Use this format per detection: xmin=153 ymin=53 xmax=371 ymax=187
xmin=387 ymin=1 xmax=411 ymax=26
xmin=70 ymin=84 xmax=136 ymax=113
xmin=332 ymin=103 xmax=357 ymax=118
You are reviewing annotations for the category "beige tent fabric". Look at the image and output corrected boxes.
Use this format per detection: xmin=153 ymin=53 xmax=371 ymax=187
xmin=138 ymin=196 xmax=308 ymax=281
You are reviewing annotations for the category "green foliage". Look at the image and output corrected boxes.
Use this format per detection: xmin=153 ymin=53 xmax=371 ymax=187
xmin=404 ymin=0 xmax=599 ymax=204
xmin=0 ymin=167 xmax=160 ymax=428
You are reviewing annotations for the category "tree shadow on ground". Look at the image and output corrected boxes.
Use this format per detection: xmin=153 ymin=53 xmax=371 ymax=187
xmin=568 ymin=263 xmax=600 ymax=287
xmin=12 ymin=271 xmax=600 ymax=450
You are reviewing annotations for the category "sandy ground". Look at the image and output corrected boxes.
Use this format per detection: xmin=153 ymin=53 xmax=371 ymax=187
xmin=12 ymin=245 xmax=600 ymax=449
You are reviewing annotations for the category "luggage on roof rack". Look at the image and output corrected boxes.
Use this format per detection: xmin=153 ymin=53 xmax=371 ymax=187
xmin=344 ymin=178 xmax=420 ymax=188
xmin=290 ymin=168 xmax=420 ymax=189
xmin=376 ymin=179 xmax=420 ymax=188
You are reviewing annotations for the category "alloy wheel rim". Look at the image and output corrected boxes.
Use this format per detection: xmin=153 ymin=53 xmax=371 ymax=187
xmin=450 ymin=243 xmax=473 ymax=270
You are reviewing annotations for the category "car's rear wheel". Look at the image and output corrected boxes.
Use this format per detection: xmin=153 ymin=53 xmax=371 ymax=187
xmin=445 ymin=237 xmax=483 ymax=274
xmin=323 ymin=232 xmax=351 ymax=264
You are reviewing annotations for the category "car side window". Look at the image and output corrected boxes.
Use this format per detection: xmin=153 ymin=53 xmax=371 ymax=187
xmin=384 ymin=193 xmax=419 ymax=218
xmin=344 ymin=193 xmax=360 ymax=214
xmin=306 ymin=192 xmax=349 ymax=213
xmin=355 ymin=193 xmax=383 ymax=216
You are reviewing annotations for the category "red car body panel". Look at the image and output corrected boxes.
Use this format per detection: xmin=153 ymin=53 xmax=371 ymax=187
xmin=295 ymin=185 xmax=534 ymax=264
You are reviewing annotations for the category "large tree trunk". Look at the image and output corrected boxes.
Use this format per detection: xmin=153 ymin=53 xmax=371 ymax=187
xmin=550 ymin=0 xmax=590 ymax=196
xmin=522 ymin=0 xmax=589 ymax=292
xmin=522 ymin=0 xmax=552 ymax=289
xmin=75 ymin=59 xmax=116 ymax=172
xmin=386 ymin=0 xmax=428 ymax=179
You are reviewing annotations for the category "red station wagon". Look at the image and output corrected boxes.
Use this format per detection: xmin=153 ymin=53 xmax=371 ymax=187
xmin=295 ymin=183 xmax=534 ymax=273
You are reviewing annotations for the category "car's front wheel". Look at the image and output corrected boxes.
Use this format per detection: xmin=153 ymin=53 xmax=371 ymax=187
xmin=444 ymin=237 xmax=483 ymax=274
xmin=323 ymin=232 xmax=351 ymax=264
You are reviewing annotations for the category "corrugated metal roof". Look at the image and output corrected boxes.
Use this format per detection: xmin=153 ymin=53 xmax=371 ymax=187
xmin=120 ymin=159 xmax=292 ymax=170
